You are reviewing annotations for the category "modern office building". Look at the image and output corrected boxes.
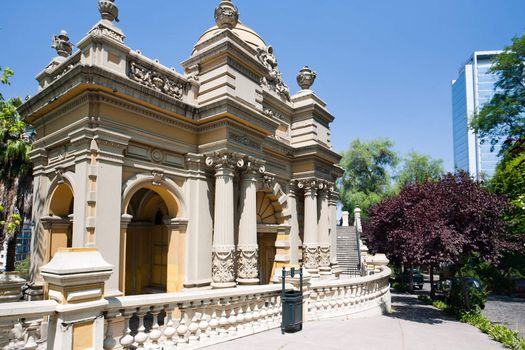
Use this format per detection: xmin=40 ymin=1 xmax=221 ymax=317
xmin=452 ymin=51 xmax=502 ymax=179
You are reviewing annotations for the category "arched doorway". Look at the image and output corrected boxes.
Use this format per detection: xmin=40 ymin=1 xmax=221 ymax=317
xmin=123 ymin=183 xmax=184 ymax=295
xmin=45 ymin=182 xmax=74 ymax=261
xmin=256 ymin=190 xmax=284 ymax=284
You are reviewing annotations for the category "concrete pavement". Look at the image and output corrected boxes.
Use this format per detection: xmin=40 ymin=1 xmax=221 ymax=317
xmin=203 ymin=293 xmax=504 ymax=350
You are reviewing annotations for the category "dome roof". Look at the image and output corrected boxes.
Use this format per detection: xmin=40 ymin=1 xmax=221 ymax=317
xmin=192 ymin=22 xmax=267 ymax=55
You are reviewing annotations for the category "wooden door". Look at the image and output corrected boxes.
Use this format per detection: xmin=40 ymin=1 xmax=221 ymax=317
xmin=258 ymin=232 xmax=277 ymax=285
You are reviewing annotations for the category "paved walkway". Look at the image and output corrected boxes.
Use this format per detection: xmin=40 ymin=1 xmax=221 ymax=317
xmin=484 ymin=295 xmax=525 ymax=338
xmin=204 ymin=293 xmax=503 ymax=350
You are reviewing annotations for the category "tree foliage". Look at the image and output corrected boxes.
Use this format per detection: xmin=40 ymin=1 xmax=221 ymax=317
xmin=365 ymin=172 xmax=515 ymax=270
xmin=0 ymin=66 xmax=33 ymax=271
xmin=339 ymin=139 xmax=399 ymax=217
xmin=395 ymin=151 xmax=444 ymax=190
xmin=470 ymin=34 xmax=525 ymax=156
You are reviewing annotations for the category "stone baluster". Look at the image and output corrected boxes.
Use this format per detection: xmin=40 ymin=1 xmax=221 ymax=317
xmin=258 ymin=299 xmax=268 ymax=329
xmin=119 ymin=310 xmax=135 ymax=349
xmin=329 ymin=287 xmax=338 ymax=311
xmin=162 ymin=305 xmax=176 ymax=349
xmin=336 ymin=287 xmax=344 ymax=311
xmin=176 ymin=306 xmax=189 ymax=346
xmin=134 ymin=309 xmax=149 ymax=350
xmin=251 ymin=298 xmax=260 ymax=330
xmin=235 ymin=299 xmax=245 ymax=333
xmin=227 ymin=298 xmax=238 ymax=335
xmin=300 ymin=180 xmax=319 ymax=277
xmin=243 ymin=298 xmax=254 ymax=332
xmin=187 ymin=303 xmax=200 ymax=344
xmin=149 ymin=306 xmax=163 ymax=349
xmin=103 ymin=313 xmax=118 ymax=350
xmin=314 ymin=290 xmax=322 ymax=318
xmin=218 ymin=299 xmax=229 ymax=337
xmin=207 ymin=153 xmax=243 ymax=288
xmin=199 ymin=300 xmax=211 ymax=341
xmin=21 ymin=318 xmax=38 ymax=350
xmin=208 ymin=302 xmax=219 ymax=338
xmin=237 ymin=162 xmax=262 ymax=285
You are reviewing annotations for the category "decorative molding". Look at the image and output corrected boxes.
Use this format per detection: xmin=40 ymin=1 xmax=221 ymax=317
xmin=236 ymin=247 xmax=258 ymax=280
xmin=211 ymin=248 xmax=235 ymax=284
xmin=303 ymin=246 xmax=319 ymax=270
xmin=228 ymin=132 xmax=262 ymax=151
xmin=129 ymin=60 xmax=187 ymax=100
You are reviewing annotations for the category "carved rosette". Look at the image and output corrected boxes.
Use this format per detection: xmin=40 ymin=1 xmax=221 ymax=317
xmin=319 ymin=245 xmax=331 ymax=268
xmin=236 ymin=247 xmax=259 ymax=281
xmin=212 ymin=247 xmax=235 ymax=285
xmin=303 ymin=246 xmax=319 ymax=270
xmin=296 ymin=66 xmax=317 ymax=90
xmin=214 ymin=0 xmax=239 ymax=29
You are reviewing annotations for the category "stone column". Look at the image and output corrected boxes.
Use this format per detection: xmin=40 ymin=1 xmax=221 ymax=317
xmin=318 ymin=186 xmax=331 ymax=277
xmin=207 ymin=153 xmax=242 ymax=288
xmin=237 ymin=164 xmax=261 ymax=285
xmin=287 ymin=181 xmax=301 ymax=265
xmin=301 ymin=180 xmax=319 ymax=277
xmin=329 ymin=190 xmax=339 ymax=269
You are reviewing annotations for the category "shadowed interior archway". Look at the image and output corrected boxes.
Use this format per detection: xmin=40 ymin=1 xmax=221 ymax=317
xmin=45 ymin=182 xmax=74 ymax=261
xmin=123 ymin=183 xmax=185 ymax=295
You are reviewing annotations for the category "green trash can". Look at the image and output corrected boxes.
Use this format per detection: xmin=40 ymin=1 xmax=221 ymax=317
xmin=281 ymin=267 xmax=303 ymax=334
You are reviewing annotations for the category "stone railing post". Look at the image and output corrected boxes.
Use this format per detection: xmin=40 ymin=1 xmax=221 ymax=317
xmin=41 ymin=248 xmax=113 ymax=350
xmin=341 ymin=211 xmax=349 ymax=227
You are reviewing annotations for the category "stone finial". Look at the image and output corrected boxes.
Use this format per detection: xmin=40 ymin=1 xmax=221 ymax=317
xmin=296 ymin=66 xmax=317 ymax=90
xmin=51 ymin=30 xmax=73 ymax=58
xmin=214 ymin=0 xmax=239 ymax=29
xmin=98 ymin=0 xmax=119 ymax=22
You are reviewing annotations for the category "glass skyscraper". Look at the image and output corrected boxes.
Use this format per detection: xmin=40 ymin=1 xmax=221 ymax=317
xmin=452 ymin=51 xmax=502 ymax=179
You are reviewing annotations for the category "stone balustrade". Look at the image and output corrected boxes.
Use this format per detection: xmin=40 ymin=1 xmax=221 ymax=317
xmin=0 ymin=268 xmax=391 ymax=349
xmin=308 ymin=266 xmax=391 ymax=321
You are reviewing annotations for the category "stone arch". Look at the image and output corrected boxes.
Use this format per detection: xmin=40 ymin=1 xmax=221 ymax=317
xmin=121 ymin=173 xmax=187 ymax=295
xmin=44 ymin=172 xmax=75 ymax=261
xmin=256 ymin=180 xmax=288 ymax=224
xmin=121 ymin=173 xmax=186 ymax=218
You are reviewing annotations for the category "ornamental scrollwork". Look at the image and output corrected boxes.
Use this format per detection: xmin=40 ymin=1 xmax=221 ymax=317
xmin=256 ymin=45 xmax=291 ymax=101
xmin=303 ymin=246 xmax=319 ymax=270
xmin=129 ymin=61 xmax=186 ymax=100
xmin=237 ymin=248 xmax=258 ymax=280
xmin=212 ymin=249 xmax=235 ymax=283
xmin=319 ymin=245 xmax=331 ymax=267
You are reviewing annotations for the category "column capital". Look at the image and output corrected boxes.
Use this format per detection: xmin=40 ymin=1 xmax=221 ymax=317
xmin=205 ymin=151 xmax=245 ymax=171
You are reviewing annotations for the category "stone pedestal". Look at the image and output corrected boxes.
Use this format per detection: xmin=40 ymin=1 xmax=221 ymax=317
xmin=41 ymin=248 xmax=113 ymax=350
xmin=0 ymin=273 xmax=25 ymax=303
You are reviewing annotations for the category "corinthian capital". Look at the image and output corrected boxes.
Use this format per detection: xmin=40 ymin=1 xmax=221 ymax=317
xmin=205 ymin=151 xmax=245 ymax=170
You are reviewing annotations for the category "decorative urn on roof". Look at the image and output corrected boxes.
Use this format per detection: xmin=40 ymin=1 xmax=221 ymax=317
xmin=297 ymin=66 xmax=317 ymax=90
xmin=51 ymin=30 xmax=73 ymax=58
xmin=98 ymin=0 xmax=119 ymax=22
xmin=214 ymin=0 xmax=239 ymax=29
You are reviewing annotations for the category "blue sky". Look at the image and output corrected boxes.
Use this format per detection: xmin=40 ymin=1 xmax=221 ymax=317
xmin=1 ymin=0 xmax=525 ymax=170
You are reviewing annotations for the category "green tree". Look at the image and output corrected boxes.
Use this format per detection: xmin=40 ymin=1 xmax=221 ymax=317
xmin=395 ymin=151 xmax=444 ymax=190
xmin=470 ymin=34 xmax=525 ymax=156
xmin=0 ymin=66 xmax=32 ymax=272
xmin=339 ymin=139 xmax=399 ymax=218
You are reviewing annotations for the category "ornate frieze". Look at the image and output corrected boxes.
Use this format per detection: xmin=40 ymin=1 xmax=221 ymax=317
xmin=128 ymin=61 xmax=187 ymax=100
xmin=229 ymin=133 xmax=262 ymax=151
xmin=211 ymin=247 xmax=235 ymax=284
xmin=256 ymin=45 xmax=291 ymax=101
xmin=236 ymin=247 xmax=258 ymax=280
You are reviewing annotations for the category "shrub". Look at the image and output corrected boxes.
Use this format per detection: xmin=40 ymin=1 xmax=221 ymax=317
xmin=460 ymin=311 xmax=525 ymax=350
xmin=432 ymin=300 xmax=448 ymax=311
xmin=448 ymin=280 xmax=487 ymax=315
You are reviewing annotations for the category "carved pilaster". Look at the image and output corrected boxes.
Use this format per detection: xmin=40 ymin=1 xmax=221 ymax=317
xmin=303 ymin=246 xmax=319 ymax=271
xmin=236 ymin=246 xmax=259 ymax=284
xmin=299 ymin=179 xmax=320 ymax=277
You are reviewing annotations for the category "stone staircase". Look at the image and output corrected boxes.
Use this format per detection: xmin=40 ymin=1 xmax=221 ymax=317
xmin=337 ymin=226 xmax=361 ymax=276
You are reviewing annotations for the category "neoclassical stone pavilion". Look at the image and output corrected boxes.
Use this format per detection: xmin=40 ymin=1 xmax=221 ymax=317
xmin=21 ymin=0 xmax=343 ymax=296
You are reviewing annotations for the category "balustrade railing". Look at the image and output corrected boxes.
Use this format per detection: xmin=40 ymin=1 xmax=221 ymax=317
xmin=0 ymin=267 xmax=391 ymax=349
xmin=308 ymin=266 xmax=391 ymax=321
